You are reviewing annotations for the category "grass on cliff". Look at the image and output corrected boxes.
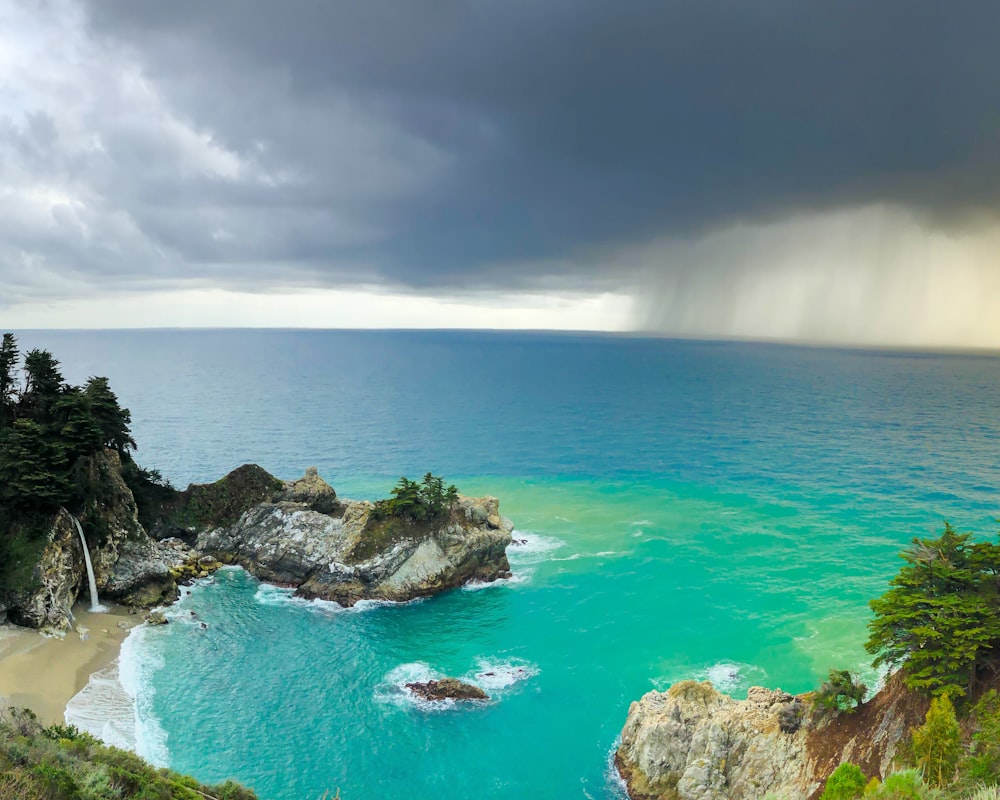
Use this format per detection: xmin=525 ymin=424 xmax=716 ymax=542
xmin=164 ymin=465 xmax=284 ymax=533
xmin=0 ymin=707 xmax=257 ymax=800
xmin=0 ymin=510 xmax=51 ymax=598
xmin=348 ymin=473 xmax=459 ymax=562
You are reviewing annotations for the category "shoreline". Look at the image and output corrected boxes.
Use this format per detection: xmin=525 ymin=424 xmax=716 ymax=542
xmin=0 ymin=602 xmax=138 ymax=726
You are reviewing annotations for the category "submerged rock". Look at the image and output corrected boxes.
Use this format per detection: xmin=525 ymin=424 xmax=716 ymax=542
xmin=406 ymin=678 xmax=489 ymax=702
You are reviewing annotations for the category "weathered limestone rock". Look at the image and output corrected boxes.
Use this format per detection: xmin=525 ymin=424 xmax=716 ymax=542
xmin=406 ymin=678 xmax=489 ymax=702
xmin=3 ymin=460 xmax=513 ymax=629
xmin=616 ymin=673 xmax=929 ymax=800
xmin=616 ymin=681 xmax=817 ymax=800
xmin=197 ymin=474 xmax=514 ymax=606
xmin=6 ymin=510 xmax=83 ymax=632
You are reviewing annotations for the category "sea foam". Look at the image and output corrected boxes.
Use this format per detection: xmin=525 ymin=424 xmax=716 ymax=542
xmin=375 ymin=657 xmax=538 ymax=711
xmin=65 ymin=624 xmax=170 ymax=768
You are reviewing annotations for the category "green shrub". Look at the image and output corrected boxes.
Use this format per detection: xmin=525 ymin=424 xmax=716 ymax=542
xmin=911 ymin=696 xmax=962 ymax=788
xmin=864 ymin=769 xmax=937 ymax=799
xmin=815 ymin=669 xmax=868 ymax=713
xmin=822 ymin=763 xmax=868 ymax=800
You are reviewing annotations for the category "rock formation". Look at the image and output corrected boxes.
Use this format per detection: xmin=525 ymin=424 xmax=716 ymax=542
xmin=615 ymin=674 xmax=928 ymax=800
xmin=191 ymin=470 xmax=513 ymax=606
xmin=406 ymin=678 xmax=489 ymax=702
xmin=1 ymin=457 xmax=513 ymax=630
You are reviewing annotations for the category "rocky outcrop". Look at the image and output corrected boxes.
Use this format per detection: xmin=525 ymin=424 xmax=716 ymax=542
xmin=616 ymin=681 xmax=816 ymax=800
xmin=5 ymin=510 xmax=83 ymax=630
xmin=195 ymin=469 xmax=514 ymax=606
xmin=615 ymin=674 xmax=929 ymax=800
xmin=2 ymin=451 xmax=199 ymax=631
xmin=2 ymin=459 xmax=513 ymax=630
xmin=406 ymin=678 xmax=489 ymax=702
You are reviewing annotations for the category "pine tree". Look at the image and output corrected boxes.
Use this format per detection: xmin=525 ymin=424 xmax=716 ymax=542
xmin=865 ymin=523 xmax=1000 ymax=698
xmin=84 ymin=376 xmax=136 ymax=454
xmin=0 ymin=333 xmax=19 ymax=425
xmin=0 ymin=419 xmax=72 ymax=511
xmin=20 ymin=349 xmax=65 ymax=424
xmin=911 ymin=695 xmax=962 ymax=787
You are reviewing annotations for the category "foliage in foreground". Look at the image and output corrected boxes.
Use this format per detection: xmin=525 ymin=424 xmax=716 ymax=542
xmin=865 ymin=523 xmax=1000 ymax=700
xmin=0 ymin=707 xmax=256 ymax=800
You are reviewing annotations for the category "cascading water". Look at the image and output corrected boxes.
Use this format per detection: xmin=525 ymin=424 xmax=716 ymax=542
xmin=72 ymin=515 xmax=106 ymax=613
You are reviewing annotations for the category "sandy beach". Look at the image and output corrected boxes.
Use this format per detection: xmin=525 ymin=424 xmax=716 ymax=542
xmin=0 ymin=602 xmax=138 ymax=725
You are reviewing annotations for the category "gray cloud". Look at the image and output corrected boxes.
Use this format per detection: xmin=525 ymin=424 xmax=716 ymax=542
xmin=3 ymin=0 xmax=1000 ymax=329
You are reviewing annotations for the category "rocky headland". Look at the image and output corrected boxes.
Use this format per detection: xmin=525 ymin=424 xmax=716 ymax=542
xmin=615 ymin=673 xmax=929 ymax=800
xmin=0 ymin=452 xmax=513 ymax=633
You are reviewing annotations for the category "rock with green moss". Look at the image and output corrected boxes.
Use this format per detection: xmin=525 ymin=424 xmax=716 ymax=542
xmin=196 ymin=469 xmax=514 ymax=606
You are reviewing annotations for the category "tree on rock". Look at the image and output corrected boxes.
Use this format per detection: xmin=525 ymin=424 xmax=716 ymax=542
xmin=84 ymin=376 xmax=136 ymax=454
xmin=0 ymin=419 xmax=72 ymax=511
xmin=865 ymin=523 xmax=1000 ymax=699
xmin=0 ymin=333 xmax=19 ymax=424
xmin=19 ymin=349 xmax=65 ymax=424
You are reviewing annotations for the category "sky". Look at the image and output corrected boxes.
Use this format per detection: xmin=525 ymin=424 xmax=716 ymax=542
xmin=2 ymin=0 xmax=1000 ymax=345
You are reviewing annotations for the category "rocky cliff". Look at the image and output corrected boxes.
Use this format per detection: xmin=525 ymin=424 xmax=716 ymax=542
xmin=1 ymin=458 xmax=513 ymax=630
xmin=2 ymin=450 xmax=186 ymax=631
xmin=189 ymin=468 xmax=514 ymax=606
xmin=615 ymin=673 xmax=928 ymax=800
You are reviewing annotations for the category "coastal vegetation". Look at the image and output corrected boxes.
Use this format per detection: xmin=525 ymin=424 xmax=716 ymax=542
xmin=813 ymin=523 xmax=1000 ymax=800
xmin=0 ymin=333 xmax=163 ymax=600
xmin=865 ymin=523 xmax=1000 ymax=700
xmin=0 ymin=707 xmax=256 ymax=800
xmin=370 ymin=473 xmax=460 ymax=522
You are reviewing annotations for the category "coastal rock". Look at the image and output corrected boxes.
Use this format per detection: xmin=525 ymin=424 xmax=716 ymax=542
xmin=406 ymin=678 xmax=489 ymax=702
xmin=6 ymin=509 xmax=83 ymax=632
xmin=616 ymin=681 xmax=817 ymax=800
xmin=616 ymin=674 xmax=929 ymax=800
xmin=1 ymin=451 xmax=193 ymax=630
xmin=196 ymin=471 xmax=514 ymax=605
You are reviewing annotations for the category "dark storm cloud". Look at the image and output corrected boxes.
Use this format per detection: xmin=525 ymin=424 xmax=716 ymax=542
xmin=6 ymin=0 xmax=1000 ymax=304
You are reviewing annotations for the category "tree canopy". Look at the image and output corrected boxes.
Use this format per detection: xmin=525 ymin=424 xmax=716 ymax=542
xmin=0 ymin=333 xmax=138 ymax=515
xmin=865 ymin=523 xmax=1000 ymax=699
xmin=373 ymin=473 xmax=460 ymax=522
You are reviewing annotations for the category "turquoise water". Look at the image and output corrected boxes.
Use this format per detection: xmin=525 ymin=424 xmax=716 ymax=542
xmin=23 ymin=330 xmax=1000 ymax=800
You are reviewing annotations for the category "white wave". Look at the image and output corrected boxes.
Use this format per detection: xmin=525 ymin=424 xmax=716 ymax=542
xmin=461 ymin=571 xmax=532 ymax=591
xmin=603 ymin=736 xmax=630 ymax=800
xmin=631 ymin=520 xmax=654 ymax=526
xmin=254 ymin=581 xmax=421 ymax=614
xmin=65 ymin=663 xmax=135 ymax=752
xmin=374 ymin=662 xmax=455 ymax=712
xmin=468 ymin=658 xmax=538 ymax=692
xmin=550 ymin=553 xmax=583 ymax=562
xmin=376 ymin=657 xmax=538 ymax=711
xmin=506 ymin=531 xmax=565 ymax=563
xmin=66 ymin=624 xmax=169 ymax=768
xmin=118 ymin=625 xmax=170 ymax=767
xmin=696 ymin=661 xmax=767 ymax=694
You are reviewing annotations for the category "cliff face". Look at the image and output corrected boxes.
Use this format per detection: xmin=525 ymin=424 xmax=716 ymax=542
xmin=2 ymin=460 xmax=514 ymax=630
xmin=616 ymin=673 xmax=928 ymax=800
xmin=2 ymin=451 xmax=186 ymax=631
xmin=194 ymin=470 xmax=513 ymax=606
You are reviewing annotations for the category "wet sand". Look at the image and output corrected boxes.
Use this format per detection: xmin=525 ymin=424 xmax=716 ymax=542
xmin=0 ymin=603 xmax=138 ymax=725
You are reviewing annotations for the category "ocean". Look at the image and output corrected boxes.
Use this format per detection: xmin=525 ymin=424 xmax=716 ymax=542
xmin=18 ymin=329 xmax=1000 ymax=800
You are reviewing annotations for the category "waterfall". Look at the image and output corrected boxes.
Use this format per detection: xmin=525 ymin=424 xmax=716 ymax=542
xmin=72 ymin=515 xmax=107 ymax=613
